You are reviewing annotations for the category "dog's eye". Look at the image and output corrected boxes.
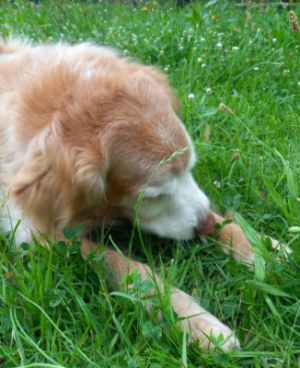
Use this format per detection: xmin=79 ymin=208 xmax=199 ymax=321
xmin=152 ymin=194 xmax=166 ymax=201
xmin=143 ymin=193 xmax=166 ymax=201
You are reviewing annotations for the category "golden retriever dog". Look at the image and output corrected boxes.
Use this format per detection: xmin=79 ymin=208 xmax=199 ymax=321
xmin=0 ymin=39 xmax=286 ymax=352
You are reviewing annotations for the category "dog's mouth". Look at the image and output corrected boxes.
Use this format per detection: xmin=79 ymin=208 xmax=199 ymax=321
xmin=196 ymin=213 xmax=216 ymax=237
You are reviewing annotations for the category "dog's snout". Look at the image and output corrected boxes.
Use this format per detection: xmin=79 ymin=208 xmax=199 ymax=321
xmin=196 ymin=213 xmax=216 ymax=237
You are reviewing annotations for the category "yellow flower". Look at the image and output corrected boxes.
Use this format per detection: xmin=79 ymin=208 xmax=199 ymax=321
xmin=154 ymin=1 xmax=158 ymax=4
xmin=213 ymin=86 xmax=216 ymax=90
xmin=233 ymin=27 xmax=237 ymax=31
xmin=212 ymin=15 xmax=215 ymax=20
xmin=142 ymin=6 xmax=148 ymax=11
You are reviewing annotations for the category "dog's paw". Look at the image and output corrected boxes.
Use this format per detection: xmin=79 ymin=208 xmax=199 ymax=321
xmin=171 ymin=289 xmax=241 ymax=352
xmin=270 ymin=237 xmax=293 ymax=256
xmin=186 ymin=310 xmax=241 ymax=352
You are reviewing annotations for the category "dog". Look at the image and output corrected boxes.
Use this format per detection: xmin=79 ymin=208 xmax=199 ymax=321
xmin=0 ymin=38 xmax=286 ymax=352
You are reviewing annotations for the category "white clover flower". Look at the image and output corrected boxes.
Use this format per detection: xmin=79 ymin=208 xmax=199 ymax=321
xmin=249 ymin=40 xmax=253 ymax=45
xmin=159 ymin=50 xmax=164 ymax=56
xmin=179 ymin=46 xmax=184 ymax=50
xmin=254 ymin=67 xmax=259 ymax=71
xmin=284 ymin=70 xmax=290 ymax=76
xmin=218 ymin=33 xmax=224 ymax=37
xmin=200 ymin=37 xmax=205 ymax=42
xmin=188 ymin=93 xmax=195 ymax=102
xmin=189 ymin=28 xmax=194 ymax=35
xmin=289 ymin=226 xmax=300 ymax=233
xmin=273 ymin=38 xmax=277 ymax=43
xmin=180 ymin=37 xmax=184 ymax=43
xmin=232 ymin=46 xmax=239 ymax=53
xmin=201 ymin=63 xmax=206 ymax=69
xmin=298 ymin=82 xmax=300 ymax=87
xmin=216 ymin=42 xmax=222 ymax=50
xmin=197 ymin=57 xmax=202 ymax=63
xmin=213 ymin=181 xmax=221 ymax=188
xmin=164 ymin=67 xmax=169 ymax=71
xmin=206 ymin=87 xmax=212 ymax=94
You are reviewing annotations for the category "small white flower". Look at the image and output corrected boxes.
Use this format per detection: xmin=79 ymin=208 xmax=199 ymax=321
xmin=272 ymin=38 xmax=277 ymax=43
xmin=289 ymin=226 xmax=300 ymax=233
xmin=298 ymin=82 xmax=300 ymax=87
xmin=249 ymin=40 xmax=253 ymax=45
xmin=197 ymin=57 xmax=202 ymax=63
xmin=159 ymin=50 xmax=164 ymax=56
xmin=254 ymin=67 xmax=259 ymax=71
xmin=284 ymin=70 xmax=290 ymax=76
xmin=179 ymin=46 xmax=184 ymax=50
xmin=218 ymin=33 xmax=224 ymax=37
xmin=213 ymin=181 xmax=221 ymax=188
xmin=104 ymin=9 xmax=107 ymax=12
xmin=201 ymin=63 xmax=206 ymax=69
xmin=164 ymin=67 xmax=169 ymax=71
xmin=232 ymin=46 xmax=239 ymax=53
xmin=124 ymin=50 xmax=129 ymax=56
xmin=216 ymin=42 xmax=222 ymax=50
xmin=188 ymin=35 xmax=192 ymax=42
xmin=200 ymin=37 xmax=205 ymax=42
xmin=206 ymin=88 xmax=212 ymax=94
xmin=180 ymin=37 xmax=184 ymax=43
xmin=188 ymin=93 xmax=195 ymax=102
xmin=189 ymin=28 xmax=194 ymax=34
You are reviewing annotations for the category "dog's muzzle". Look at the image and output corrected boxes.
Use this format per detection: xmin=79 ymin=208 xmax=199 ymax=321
xmin=196 ymin=213 xmax=216 ymax=237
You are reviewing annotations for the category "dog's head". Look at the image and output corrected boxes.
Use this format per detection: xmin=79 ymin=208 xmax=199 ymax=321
xmin=11 ymin=57 xmax=214 ymax=239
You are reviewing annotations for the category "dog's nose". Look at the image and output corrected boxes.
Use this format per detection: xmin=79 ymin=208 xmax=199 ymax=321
xmin=196 ymin=213 xmax=216 ymax=237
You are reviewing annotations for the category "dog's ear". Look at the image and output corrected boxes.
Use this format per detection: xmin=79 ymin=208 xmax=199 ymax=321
xmin=10 ymin=122 xmax=73 ymax=232
xmin=10 ymin=120 xmax=107 ymax=233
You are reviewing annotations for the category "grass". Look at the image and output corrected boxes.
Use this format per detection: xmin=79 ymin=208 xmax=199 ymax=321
xmin=0 ymin=0 xmax=300 ymax=367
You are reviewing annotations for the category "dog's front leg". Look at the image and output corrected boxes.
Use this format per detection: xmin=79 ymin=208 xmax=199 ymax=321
xmin=81 ymin=239 xmax=240 ymax=352
xmin=211 ymin=213 xmax=291 ymax=263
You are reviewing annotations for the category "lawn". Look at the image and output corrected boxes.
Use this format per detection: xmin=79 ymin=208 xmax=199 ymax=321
xmin=0 ymin=0 xmax=300 ymax=367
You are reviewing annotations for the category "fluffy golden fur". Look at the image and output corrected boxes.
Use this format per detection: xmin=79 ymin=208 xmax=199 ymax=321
xmin=0 ymin=39 xmax=287 ymax=352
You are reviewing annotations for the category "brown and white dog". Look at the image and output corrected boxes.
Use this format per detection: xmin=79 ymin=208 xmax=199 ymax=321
xmin=0 ymin=39 xmax=285 ymax=352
